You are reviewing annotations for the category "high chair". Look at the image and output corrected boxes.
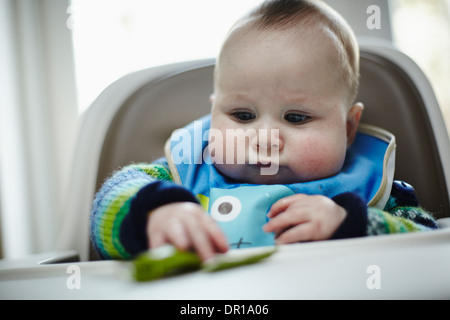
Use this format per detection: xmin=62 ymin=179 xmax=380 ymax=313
xmin=1 ymin=41 xmax=449 ymax=299
xmin=56 ymin=41 xmax=450 ymax=261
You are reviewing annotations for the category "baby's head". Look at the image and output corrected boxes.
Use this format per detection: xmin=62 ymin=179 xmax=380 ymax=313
xmin=209 ymin=0 xmax=363 ymax=184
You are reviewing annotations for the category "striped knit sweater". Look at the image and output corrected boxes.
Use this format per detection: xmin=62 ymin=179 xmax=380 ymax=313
xmin=90 ymin=159 xmax=439 ymax=260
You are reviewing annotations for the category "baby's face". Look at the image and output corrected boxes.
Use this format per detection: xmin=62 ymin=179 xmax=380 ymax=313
xmin=209 ymin=21 xmax=361 ymax=184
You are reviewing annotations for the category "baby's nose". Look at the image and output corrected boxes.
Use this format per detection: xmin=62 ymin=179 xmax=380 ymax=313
xmin=251 ymin=130 xmax=283 ymax=151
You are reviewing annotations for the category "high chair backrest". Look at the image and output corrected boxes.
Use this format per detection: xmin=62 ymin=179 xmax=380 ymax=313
xmin=58 ymin=43 xmax=450 ymax=261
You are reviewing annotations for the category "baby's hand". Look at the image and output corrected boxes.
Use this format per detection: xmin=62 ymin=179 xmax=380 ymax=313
xmin=263 ymin=194 xmax=346 ymax=244
xmin=147 ymin=202 xmax=229 ymax=261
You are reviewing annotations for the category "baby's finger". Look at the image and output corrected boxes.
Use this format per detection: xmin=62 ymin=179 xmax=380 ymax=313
xmin=275 ymin=222 xmax=315 ymax=244
xmin=202 ymin=216 xmax=229 ymax=254
xmin=266 ymin=198 xmax=291 ymax=218
xmin=267 ymin=194 xmax=308 ymax=218
xmin=148 ymin=230 xmax=166 ymax=249
xmin=183 ymin=217 xmax=216 ymax=261
xmin=165 ymin=219 xmax=190 ymax=251
xmin=264 ymin=207 xmax=309 ymax=233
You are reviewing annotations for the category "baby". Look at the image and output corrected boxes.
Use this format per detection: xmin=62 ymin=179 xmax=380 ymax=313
xmin=90 ymin=0 xmax=438 ymax=261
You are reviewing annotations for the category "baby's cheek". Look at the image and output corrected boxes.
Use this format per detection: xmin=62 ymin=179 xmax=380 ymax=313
xmin=290 ymin=138 xmax=346 ymax=179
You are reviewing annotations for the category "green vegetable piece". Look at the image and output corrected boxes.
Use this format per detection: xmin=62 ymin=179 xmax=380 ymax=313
xmin=131 ymin=245 xmax=277 ymax=281
xmin=203 ymin=246 xmax=277 ymax=272
xmin=132 ymin=245 xmax=202 ymax=282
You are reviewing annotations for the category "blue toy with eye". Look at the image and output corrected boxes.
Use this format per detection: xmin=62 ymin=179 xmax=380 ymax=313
xmin=208 ymin=185 xmax=294 ymax=248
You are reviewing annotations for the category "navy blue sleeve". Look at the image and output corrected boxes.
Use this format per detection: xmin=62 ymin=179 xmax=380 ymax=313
xmin=330 ymin=192 xmax=368 ymax=239
xmin=119 ymin=180 xmax=199 ymax=257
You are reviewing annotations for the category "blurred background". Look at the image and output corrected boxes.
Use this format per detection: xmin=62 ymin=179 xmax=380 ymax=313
xmin=1 ymin=0 xmax=449 ymax=259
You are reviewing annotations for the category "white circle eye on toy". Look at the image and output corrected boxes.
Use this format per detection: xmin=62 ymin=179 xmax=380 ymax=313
xmin=210 ymin=196 xmax=242 ymax=222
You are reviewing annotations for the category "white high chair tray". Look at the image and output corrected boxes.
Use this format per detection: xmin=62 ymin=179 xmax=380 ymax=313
xmin=1 ymin=221 xmax=449 ymax=300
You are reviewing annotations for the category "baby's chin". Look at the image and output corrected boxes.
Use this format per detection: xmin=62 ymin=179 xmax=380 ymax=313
xmin=214 ymin=163 xmax=309 ymax=185
xmin=214 ymin=162 xmax=344 ymax=185
xmin=239 ymin=174 xmax=298 ymax=185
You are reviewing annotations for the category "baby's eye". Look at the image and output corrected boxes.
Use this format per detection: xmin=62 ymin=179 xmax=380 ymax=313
xmin=231 ymin=111 xmax=256 ymax=122
xmin=284 ymin=113 xmax=311 ymax=124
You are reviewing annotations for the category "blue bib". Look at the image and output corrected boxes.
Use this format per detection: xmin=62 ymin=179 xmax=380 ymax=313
xmin=165 ymin=115 xmax=395 ymax=248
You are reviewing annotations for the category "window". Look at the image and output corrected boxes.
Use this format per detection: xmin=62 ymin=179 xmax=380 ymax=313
xmin=69 ymin=0 xmax=450 ymax=135
xmin=69 ymin=0 xmax=264 ymax=113
xmin=391 ymin=0 xmax=450 ymax=134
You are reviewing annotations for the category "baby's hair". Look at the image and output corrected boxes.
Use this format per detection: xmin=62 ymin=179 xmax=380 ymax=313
xmin=245 ymin=0 xmax=360 ymax=105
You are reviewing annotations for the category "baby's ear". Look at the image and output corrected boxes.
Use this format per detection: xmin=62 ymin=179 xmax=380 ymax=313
xmin=209 ymin=93 xmax=215 ymax=104
xmin=346 ymin=102 xmax=364 ymax=146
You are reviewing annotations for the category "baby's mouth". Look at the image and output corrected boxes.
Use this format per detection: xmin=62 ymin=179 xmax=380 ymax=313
xmin=247 ymin=156 xmax=278 ymax=167
xmin=255 ymin=162 xmax=273 ymax=168
xmin=246 ymin=161 xmax=282 ymax=177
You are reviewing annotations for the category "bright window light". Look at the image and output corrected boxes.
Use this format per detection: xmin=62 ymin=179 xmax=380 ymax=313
xmin=391 ymin=0 xmax=450 ymax=134
xmin=69 ymin=0 xmax=450 ymax=133
xmin=69 ymin=0 xmax=264 ymax=113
